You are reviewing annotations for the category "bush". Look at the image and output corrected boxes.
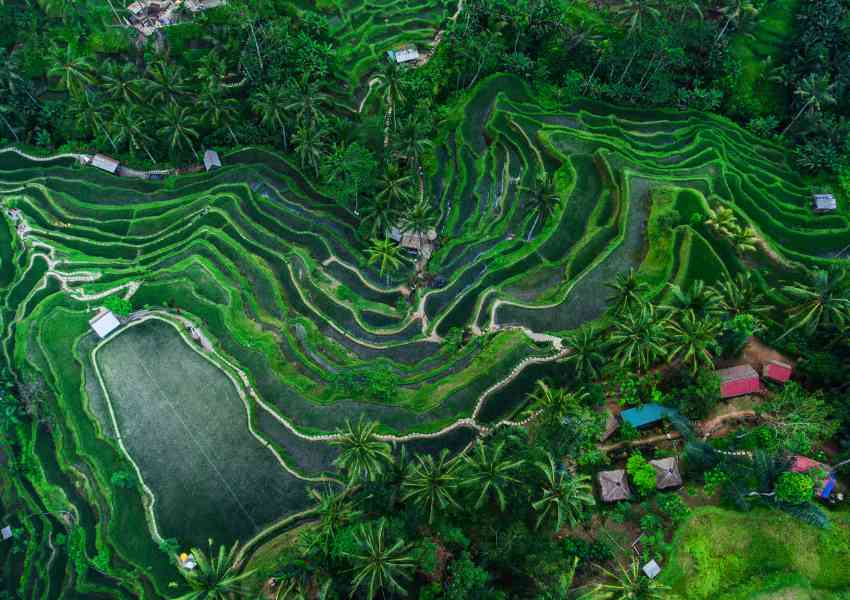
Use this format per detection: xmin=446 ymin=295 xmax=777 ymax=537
xmin=562 ymin=536 xmax=613 ymax=563
xmin=657 ymin=493 xmax=691 ymax=523
xmin=775 ymin=472 xmax=814 ymax=505
xmin=103 ymin=295 xmax=132 ymax=317
xmin=627 ymin=454 xmax=657 ymax=496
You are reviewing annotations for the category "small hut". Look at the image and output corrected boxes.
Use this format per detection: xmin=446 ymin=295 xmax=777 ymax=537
xmin=203 ymin=149 xmax=222 ymax=171
xmin=763 ymin=360 xmax=792 ymax=383
xmin=89 ymin=310 xmax=121 ymax=339
xmin=90 ymin=154 xmax=120 ymax=174
xmin=387 ymin=46 xmax=420 ymax=63
xmin=598 ymin=469 xmax=631 ymax=502
xmin=650 ymin=457 xmax=682 ymax=490
xmin=812 ymin=194 xmax=837 ymax=214
xmin=716 ymin=364 xmax=760 ymax=399
xmin=642 ymin=559 xmax=661 ymax=579
xmin=1 ymin=526 xmax=11 ymax=541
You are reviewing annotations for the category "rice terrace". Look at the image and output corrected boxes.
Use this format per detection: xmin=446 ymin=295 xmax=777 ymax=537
xmin=2 ymin=0 xmax=850 ymax=599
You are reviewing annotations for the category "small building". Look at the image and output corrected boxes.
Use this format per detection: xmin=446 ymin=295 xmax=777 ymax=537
xmin=127 ymin=1 xmax=145 ymax=14
xmin=89 ymin=310 xmax=121 ymax=339
xmin=90 ymin=154 xmax=120 ymax=174
xmin=203 ymin=149 xmax=221 ymax=171
xmin=598 ymin=469 xmax=631 ymax=502
xmin=650 ymin=457 xmax=682 ymax=490
xmin=620 ymin=403 xmax=674 ymax=429
xmin=763 ymin=360 xmax=792 ymax=383
xmin=812 ymin=194 xmax=837 ymax=213
xmin=1 ymin=526 xmax=12 ymax=541
xmin=716 ymin=364 xmax=760 ymax=399
xmin=387 ymin=46 xmax=420 ymax=64
xmin=790 ymin=456 xmax=837 ymax=500
xmin=642 ymin=559 xmax=661 ymax=579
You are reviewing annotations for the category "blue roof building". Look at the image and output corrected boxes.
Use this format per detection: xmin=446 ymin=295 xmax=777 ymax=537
xmin=620 ymin=403 xmax=675 ymax=428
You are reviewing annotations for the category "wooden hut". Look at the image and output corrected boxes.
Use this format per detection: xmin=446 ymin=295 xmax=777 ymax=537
xmin=598 ymin=469 xmax=631 ymax=502
xmin=716 ymin=364 xmax=760 ymax=399
xmin=650 ymin=457 xmax=682 ymax=490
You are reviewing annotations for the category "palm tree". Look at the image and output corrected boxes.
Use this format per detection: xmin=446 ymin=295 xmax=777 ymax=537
xmin=532 ymin=454 xmax=594 ymax=532
xmin=714 ymin=0 xmax=760 ymax=45
xmin=38 ymin=0 xmax=75 ymax=21
xmin=47 ymin=45 xmax=95 ymax=94
xmin=344 ymin=519 xmax=415 ymax=600
xmin=398 ymin=200 xmax=436 ymax=245
xmin=521 ymin=173 xmax=561 ymax=239
xmin=587 ymin=559 xmax=670 ymax=599
xmin=606 ymin=268 xmax=649 ymax=316
xmin=401 ymin=448 xmax=462 ymax=523
xmin=291 ymin=123 xmax=328 ymax=178
xmin=330 ymin=417 xmax=393 ymax=484
xmin=615 ymin=0 xmax=661 ymax=37
xmin=144 ymin=61 xmax=189 ymax=105
xmin=664 ymin=280 xmax=722 ymax=320
xmin=711 ymin=272 xmax=771 ymax=316
xmin=199 ymin=88 xmax=240 ymax=145
xmin=608 ymin=304 xmax=669 ymax=372
xmin=392 ymin=116 xmax=431 ymax=171
xmin=174 ymin=540 xmax=254 ymax=600
xmin=158 ymin=102 xmax=200 ymax=159
xmin=375 ymin=59 xmax=405 ymax=131
xmin=307 ymin=486 xmax=361 ymax=555
xmin=780 ymin=268 xmax=850 ymax=339
xmin=729 ymin=224 xmax=759 ymax=255
xmin=109 ymin=105 xmax=154 ymax=161
xmin=704 ymin=206 xmax=737 ymax=237
xmin=366 ymin=237 xmax=407 ymax=280
xmin=250 ymin=83 xmax=289 ymax=147
xmin=666 ymin=311 xmax=721 ymax=373
xmin=560 ymin=328 xmax=604 ymax=382
xmin=68 ymin=89 xmax=116 ymax=150
xmin=527 ymin=380 xmax=589 ymax=424
xmin=376 ymin=163 xmax=414 ymax=208
xmin=461 ymin=440 xmax=524 ymax=511
xmin=781 ymin=73 xmax=837 ymax=136
xmin=284 ymin=76 xmax=330 ymax=130
xmin=360 ymin=199 xmax=398 ymax=240
xmin=100 ymin=60 xmax=143 ymax=105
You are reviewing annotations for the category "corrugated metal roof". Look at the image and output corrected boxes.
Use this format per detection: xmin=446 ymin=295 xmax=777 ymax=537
xmin=91 ymin=154 xmax=120 ymax=173
xmin=716 ymin=364 xmax=758 ymax=382
xmin=620 ymin=403 xmax=672 ymax=428
xmin=203 ymin=149 xmax=221 ymax=170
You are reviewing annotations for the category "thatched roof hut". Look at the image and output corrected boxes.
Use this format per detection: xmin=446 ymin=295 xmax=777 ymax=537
xmin=598 ymin=469 xmax=631 ymax=502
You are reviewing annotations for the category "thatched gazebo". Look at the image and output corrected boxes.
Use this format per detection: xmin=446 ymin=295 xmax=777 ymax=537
xmin=598 ymin=469 xmax=631 ymax=502
xmin=650 ymin=457 xmax=682 ymax=490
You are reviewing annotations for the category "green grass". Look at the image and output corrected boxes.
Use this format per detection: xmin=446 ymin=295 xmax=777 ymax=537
xmin=663 ymin=507 xmax=850 ymax=599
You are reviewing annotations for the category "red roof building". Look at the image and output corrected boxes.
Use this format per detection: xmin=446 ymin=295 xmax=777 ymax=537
xmin=763 ymin=360 xmax=792 ymax=383
xmin=716 ymin=364 xmax=760 ymax=399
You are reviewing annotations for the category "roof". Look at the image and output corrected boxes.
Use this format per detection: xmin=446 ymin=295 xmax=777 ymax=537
xmin=620 ymin=403 xmax=673 ymax=428
xmin=598 ymin=469 xmax=631 ymax=502
xmin=717 ymin=364 xmax=760 ymax=398
xmin=763 ymin=360 xmax=792 ymax=383
xmin=89 ymin=310 xmax=121 ymax=339
xmin=388 ymin=47 xmax=420 ymax=63
xmin=1 ymin=526 xmax=11 ymax=540
xmin=650 ymin=457 xmax=682 ymax=489
xmin=91 ymin=154 xmax=120 ymax=174
xmin=716 ymin=364 xmax=759 ymax=382
xmin=127 ymin=1 xmax=145 ymax=13
xmin=790 ymin=455 xmax=835 ymax=498
xmin=813 ymin=194 xmax=837 ymax=211
xmin=203 ymin=149 xmax=221 ymax=171
xmin=642 ymin=559 xmax=661 ymax=579
xmin=600 ymin=410 xmax=619 ymax=441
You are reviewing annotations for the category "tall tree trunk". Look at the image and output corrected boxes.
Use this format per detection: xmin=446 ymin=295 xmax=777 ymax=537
xmin=617 ymin=48 xmax=639 ymax=85
xmin=780 ymin=99 xmax=814 ymax=136
xmin=0 ymin=114 xmax=19 ymax=142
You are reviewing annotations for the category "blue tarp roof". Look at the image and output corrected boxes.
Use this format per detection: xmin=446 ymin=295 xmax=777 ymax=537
xmin=620 ymin=404 xmax=674 ymax=428
xmin=821 ymin=476 xmax=837 ymax=499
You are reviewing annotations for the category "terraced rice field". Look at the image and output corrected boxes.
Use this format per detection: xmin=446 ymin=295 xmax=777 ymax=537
xmin=1 ymin=73 xmax=848 ymax=597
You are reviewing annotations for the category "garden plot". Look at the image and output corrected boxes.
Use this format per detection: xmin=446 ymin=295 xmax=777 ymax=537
xmin=94 ymin=318 xmax=314 ymax=546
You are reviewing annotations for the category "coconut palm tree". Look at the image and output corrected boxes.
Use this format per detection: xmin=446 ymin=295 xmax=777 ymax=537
xmin=144 ymin=61 xmax=189 ymax=106
xmin=560 ymin=328 xmax=604 ymax=382
xmin=780 ymin=267 xmax=850 ymax=339
xmin=374 ymin=59 xmax=405 ymax=131
xmin=461 ymin=440 xmax=525 ymax=511
xmin=331 ymin=417 xmax=393 ymax=484
xmin=704 ymin=206 xmax=737 ymax=237
xmin=606 ymin=268 xmax=649 ymax=316
xmin=615 ymin=0 xmax=661 ymax=37
xmin=199 ymin=88 xmax=240 ymax=145
xmin=398 ymin=200 xmax=436 ymax=245
xmin=100 ymin=60 xmax=143 ymax=105
xmin=344 ymin=519 xmax=415 ymax=600
xmin=781 ymin=73 xmax=837 ymax=136
xmin=158 ymin=102 xmax=200 ymax=159
xmin=401 ymin=448 xmax=462 ymax=523
xmin=376 ymin=163 xmax=414 ymax=208
xmin=47 ymin=45 xmax=95 ymax=94
xmin=307 ymin=486 xmax=361 ymax=555
xmin=711 ymin=272 xmax=771 ymax=316
xmin=284 ymin=76 xmax=330 ymax=130
xmin=730 ymin=224 xmax=759 ymax=255
xmin=666 ymin=311 xmax=722 ymax=373
xmin=527 ymin=380 xmax=590 ymax=424
xmin=366 ymin=237 xmax=407 ymax=281
xmin=608 ymin=304 xmax=669 ymax=372
xmin=38 ymin=0 xmax=76 ymax=21
xmin=587 ymin=559 xmax=670 ymax=599
xmin=292 ymin=123 xmax=328 ymax=178
xmin=250 ymin=83 xmax=289 ymax=147
xmin=714 ymin=0 xmax=760 ymax=44
xmin=532 ymin=454 xmax=594 ymax=532
xmin=174 ymin=540 xmax=254 ymax=600
xmin=68 ymin=89 xmax=116 ymax=150
xmin=521 ymin=173 xmax=561 ymax=239
xmin=664 ymin=280 xmax=722 ymax=320
xmin=360 ymin=199 xmax=398 ymax=240
xmin=109 ymin=105 xmax=154 ymax=161
xmin=392 ymin=115 xmax=431 ymax=171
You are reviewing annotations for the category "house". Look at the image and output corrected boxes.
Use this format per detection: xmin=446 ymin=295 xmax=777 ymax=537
xmin=763 ymin=360 xmax=792 ymax=383
xmin=1 ymin=526 xmax=11 ymax=541
xmin=812 ymin=193 xmax=837 ymax=213
xmin=203 ymin=149 xmax=221 ymax=171
xmin=387 ymin=46 xmax=420 ymax=64
xmin=598 ymin=469 xmax=631 ymax=502
xmin=716 ymin=364 xmax=760 ymax=399
xmin=388 ymin=226 xmax=437 ymax=254
xmin=650 ymin=457 xmax=682 ymax=490
xmin=642 ymin=559 xmax=661 ymax=579
xmin=89 ymin=310 xmax=121 ymax=339
xmin=620 ymin=403 xmax=674 ymax=429
xmin=90 ymin=154 xmax=120 ymax=174
xmin=790 ymin=456 xmax=837 ymax=500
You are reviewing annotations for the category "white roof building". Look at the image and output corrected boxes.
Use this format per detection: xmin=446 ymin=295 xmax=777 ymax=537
xmin=642 ymin=559 xmax=661 ymax=579
xmin=90 ymin=154 xmax=120 ymax=174
xmin=388 ymin=46 xmax=420 ymax=63
xmin=89 ymin=310 xmax=122 ymax=339
xmin=203 ymin=149 xmax=222 ymax=171
xmin=1 ymin=526 xmax=12 ymax=541
xmin=812 ymin=193 xmax=837 ymax=213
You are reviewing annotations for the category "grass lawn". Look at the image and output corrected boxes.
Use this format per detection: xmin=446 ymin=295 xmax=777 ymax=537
xmin=662 ymin=506 xmax=850 ymax=599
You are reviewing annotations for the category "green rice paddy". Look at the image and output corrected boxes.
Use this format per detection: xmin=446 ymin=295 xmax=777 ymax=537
xmin=1 ymin=73 xmax=847 ymax=596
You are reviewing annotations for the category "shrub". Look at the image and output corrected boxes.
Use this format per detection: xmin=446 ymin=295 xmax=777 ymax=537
xmin=627 ymin=454 xmax=657 ymax=496
xmin=562 ymin=536 xmax=613 ymax=563
xmin=775 ymin=472 xmax=814 ymax=505
xmin=103 ymin=295 xmax=132 ymax=317
xmin=657 ymin=493 xmax=691 ymax=523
